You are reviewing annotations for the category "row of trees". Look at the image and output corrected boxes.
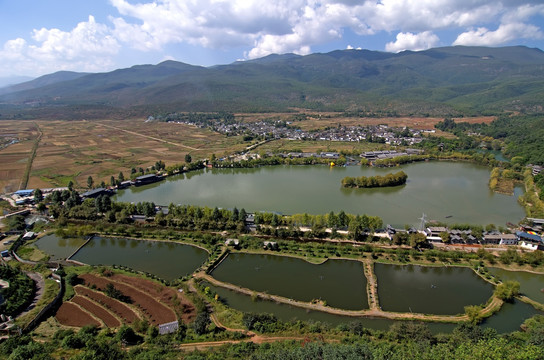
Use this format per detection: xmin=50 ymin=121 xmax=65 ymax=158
xmin=341 ymin=171 xmax=407 ymax=188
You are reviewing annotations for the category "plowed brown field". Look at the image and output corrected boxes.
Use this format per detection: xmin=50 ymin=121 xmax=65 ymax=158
xmin=111 ymin=274 xmax=196 ymax=323
xmin=72 ymin=295 xmax=121 ymax=328
xmin=75 ymin=286 xmax=139 ymax=324
xmin=80 ymin=274 xmax=177 ymax=325
xmin=56 ymin=302 xmax=101 ymax=328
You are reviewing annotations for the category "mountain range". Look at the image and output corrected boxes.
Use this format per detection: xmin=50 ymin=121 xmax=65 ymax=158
xmin=1 ymin=45 xmax=544 ymax=119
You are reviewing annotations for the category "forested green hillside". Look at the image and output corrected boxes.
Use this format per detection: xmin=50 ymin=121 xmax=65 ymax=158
xmin=1 ymin=46 xmax=544 ymax=118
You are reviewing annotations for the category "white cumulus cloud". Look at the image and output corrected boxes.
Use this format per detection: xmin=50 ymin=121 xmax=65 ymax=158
xmin=1 ymin=0 xmax=544 ymax=76
xmin=386 ymin=31 xmax=439 ymax=52
xmin=0 ymin=16 xmax=119 ymax=77
xmin=106 ymin=0 xmax=544 ymax=59
xmin=453 ymin=22 xmax=543 ymax=46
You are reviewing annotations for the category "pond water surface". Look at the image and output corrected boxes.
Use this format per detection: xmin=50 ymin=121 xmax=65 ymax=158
xmin=71 ymin=237 xmax=208 ymax=280
xmin=375 ymin=263 xmax=494 ymax=315
xmin=33 ymin=233 xmax=87 ymax=261
xmin=488 ymin=268 xmax=544 ymax=304
xmin=211 ymin=253 xmax=368 ymax=310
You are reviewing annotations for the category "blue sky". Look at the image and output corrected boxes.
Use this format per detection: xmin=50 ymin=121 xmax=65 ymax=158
xmin=1 ymin=0 xmax=544 ymax=78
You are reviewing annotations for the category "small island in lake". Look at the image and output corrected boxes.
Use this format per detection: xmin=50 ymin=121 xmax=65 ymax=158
xmin=341 ymin=171 xmax=408 ymax=188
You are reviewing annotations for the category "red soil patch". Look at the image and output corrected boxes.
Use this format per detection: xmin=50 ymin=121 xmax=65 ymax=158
xmin=80 ymin=274 xmax=177 ymax=325
xmin=56 ymin=302 xmax=101 ymax=328
xmin=75 ymin=286 xmax=139 ymax=324
xmin=111 ymin=274 xmax=196 ymax=323
xmin=72 ymin=295 xmax=121 ymax=328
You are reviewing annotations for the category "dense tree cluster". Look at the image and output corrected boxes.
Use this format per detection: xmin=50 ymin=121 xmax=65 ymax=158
xmin=373 ymin=155 xmax=430 ymax=167
xmin=436 ymin=115 xmax=544 ymax=165
xmin=0 ymin=266 xmax=34 ymax=316
xmin=210 ymin=154 xmax=346 ymax=169
xmin=342 ymin=171 xmax=407 ymax=188
xmin=156 ymin=111 xmax=236 ymax=127
xmin=4 ymin=318 xmax=543 ymax=360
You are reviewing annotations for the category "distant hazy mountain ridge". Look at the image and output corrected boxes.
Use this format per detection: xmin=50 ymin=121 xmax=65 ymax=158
xmin=1 ymin=46 xmax=543 ymax=118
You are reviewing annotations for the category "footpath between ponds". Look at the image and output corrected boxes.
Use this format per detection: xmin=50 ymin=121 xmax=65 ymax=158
xmin=194 ymin=271 xmax=504 ymax=324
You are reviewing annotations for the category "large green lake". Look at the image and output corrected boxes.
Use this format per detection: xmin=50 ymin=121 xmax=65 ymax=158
xmin=71 ymin=237 xmax=208 ymax=280
xmin=211 ymin=253 xmax=368 ymax=310
xmin=115 ymin=162 xmax=524 ymax=226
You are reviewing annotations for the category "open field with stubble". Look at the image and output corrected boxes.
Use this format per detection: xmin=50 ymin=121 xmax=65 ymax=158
xmin=0 ymin=114 xmax=494 ymax=191
xmin=0 ymin=118 xmax=248 ymax=190
xmin=0 ymin=121 xmax=40 ymax=192
xmin=237 ymin=112 xmax=495 ymax=131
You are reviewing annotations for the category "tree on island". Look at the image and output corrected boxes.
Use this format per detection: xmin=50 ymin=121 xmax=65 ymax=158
xmin=494 ymin=280 xmax=520 ymax=301
xmin=341 ymin=171 xmax=407 ymax=188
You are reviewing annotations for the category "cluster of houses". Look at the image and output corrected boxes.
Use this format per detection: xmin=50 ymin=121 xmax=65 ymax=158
xmin=6 ymin=173 xmax=165 ymax=207
xmin=9 ymin=188 xmax=67 ymax=206
xmin=425 ymin=225 xmax=544 ymax=251
xmin=225 ymin=149 xmax=425 ymax=166
xmin=81 ymin=174 xmax=164 ymax=199
xmin=361 ymin=149 xmax=424 ymax=162
xmin=171 ymin=116 xmax=425 ymax=146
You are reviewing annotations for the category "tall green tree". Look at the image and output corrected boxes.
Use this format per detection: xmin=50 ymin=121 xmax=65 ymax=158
xmin=192 ymin=312 xmax=210 ymax=335
xmin=33 ymin=188 xmax=43 ymax=203
xmin=87 ymin=176 xmax=94 ymax=189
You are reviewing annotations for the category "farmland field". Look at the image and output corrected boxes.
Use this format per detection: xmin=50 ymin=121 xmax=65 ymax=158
xmin=56 ymin=272 xmax=195 ymax=329
xmin=0 ymin=118 xmax=247 ymax=190
xmin=0 ymin=121 xmax=40 ymax=192
xmin=0 ymin=114 xmax=493 ymax=191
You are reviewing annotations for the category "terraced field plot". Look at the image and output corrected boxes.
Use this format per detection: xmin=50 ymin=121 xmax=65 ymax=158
xmin=56 ymin=273 xmax=194 ymax=328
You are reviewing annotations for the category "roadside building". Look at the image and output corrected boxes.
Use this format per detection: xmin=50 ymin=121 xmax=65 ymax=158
xmin=134 ymin=174 xmax=162 ymax=186
xmin=22 ymin=231 xmax=36 ymax=240
xmin=158 ymin=321 xmax=179 ymax=335
xmin=426 ymin=227 xmax=448 ymax=237
xmin=482 ymin=233 xmax=517 ymax=245
xmin=81 ymin=188 xmax=110 ymax=199
xmin=516 ymin=231 xmax=544 ymax=251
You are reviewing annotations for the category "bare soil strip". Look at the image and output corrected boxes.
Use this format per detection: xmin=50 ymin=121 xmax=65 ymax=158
xmin=19 ymin=122 xmax=42 ymax=190
xmin=71 ymin=295 xmax=121 ymax=328
xmin=110 ymin=274 xmax=196 ymax=323
xmin=97 ymin=122 xmax=200 ymax=151
xmin=75 ymin=286 xmax=140 ymax=324
xmin=80 ymin=274 xmax=177 ymax=325
xmin=55 ymin=302 xmax=101 ymax=328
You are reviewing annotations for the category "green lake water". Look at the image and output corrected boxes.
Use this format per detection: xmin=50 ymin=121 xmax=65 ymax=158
xmin=488 ymin=268 xmax=544 ymax=304
xmin=211 ymin=253 xmax=368 ymax=310
xmin=481 ymin=299 xmax=543 ymax=333
xmin=70 ymin=237 xmax=208 ymax=281
xmin=115 ymin=162 xmax=524 ymax=227
xmin=375 ymin=263 xmax=494 ymax=315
